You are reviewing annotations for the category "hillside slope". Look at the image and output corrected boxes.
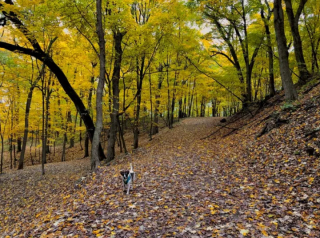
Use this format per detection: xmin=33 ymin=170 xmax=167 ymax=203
xmin=1 ymin=83 xmax=320 ymax=237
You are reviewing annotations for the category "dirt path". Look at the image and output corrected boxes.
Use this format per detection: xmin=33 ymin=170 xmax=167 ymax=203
xmin=2 ymin=112 xmax=320 ymax=237
xmin=1 ymin=117 xmax=223 ymax=237
xmin=0 ymin=159 xmax=90 ymax=232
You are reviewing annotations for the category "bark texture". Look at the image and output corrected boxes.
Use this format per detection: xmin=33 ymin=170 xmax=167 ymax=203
xmin=91 ymin=0 xmax=105 ymax=170
xmin=106 ymin=31 xmax=125 ymax=162
xmin=274 ymin=0 xmax=298 ymax=100
xmin=284 ymin=0 xmax=310 ymax=84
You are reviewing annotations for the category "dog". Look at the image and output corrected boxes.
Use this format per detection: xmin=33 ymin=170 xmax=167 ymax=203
xmin=120 ymin=163 xmax=135 ymax=195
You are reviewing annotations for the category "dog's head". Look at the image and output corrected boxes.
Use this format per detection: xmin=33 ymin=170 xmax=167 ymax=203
xmin=120 ymin=170 xmax=130 ymax=179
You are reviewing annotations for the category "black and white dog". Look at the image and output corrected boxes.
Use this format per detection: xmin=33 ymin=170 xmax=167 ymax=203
xmin=120 ymin=163 xmax=135 ymax=195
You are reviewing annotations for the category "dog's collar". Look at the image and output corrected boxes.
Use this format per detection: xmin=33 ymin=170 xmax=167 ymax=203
xmin=123 ymin=173 xmax=133 ymax=184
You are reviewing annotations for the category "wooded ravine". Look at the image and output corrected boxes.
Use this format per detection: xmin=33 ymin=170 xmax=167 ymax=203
xmin=0 ymin=0 xmax=320 ymax=237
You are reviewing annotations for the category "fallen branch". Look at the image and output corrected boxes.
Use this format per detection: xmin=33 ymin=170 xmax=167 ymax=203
xmin=255 ymin=113 xmax=289 ymax=139
xmin=303 ymin=81 xmax=320 ymax=94
xmin=305 ymin=128 xmax=320 ymax=138
xmin=222 ymin=128 xmax=239 ymax=138
xmin=201 ymin=112 xmax=249 ymax=140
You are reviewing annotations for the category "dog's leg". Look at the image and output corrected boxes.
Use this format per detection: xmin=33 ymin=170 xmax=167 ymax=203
xmin=130 ymin=172 xmax=134 ymax=190
xmin=126 ymin=182 xmax=130 ymax=195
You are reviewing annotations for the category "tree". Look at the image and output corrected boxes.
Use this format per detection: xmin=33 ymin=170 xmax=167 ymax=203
xmin=106 ymin=29 xmax=126 ymax=162
xmin=302 ymin=0 xmax=320 ymax=73
xmin=284 ymin=0 xmax=311 ymax=83
xmin=0 ymin=0 xmax=106 ymax=165
xmin=260 ymin=0 xmax=276 ymax=96
xmin=203 ymin=0 xmax=263 ymax=105
xmin=18 ymin=58 xmax=44 ymax=170
xmin=274 ymin=0 xmax=298 ymax=100
xmin=131 ymin=1 xmax=160 ymax=149
xmin=91 ymin=0 xmax=105 ymax=170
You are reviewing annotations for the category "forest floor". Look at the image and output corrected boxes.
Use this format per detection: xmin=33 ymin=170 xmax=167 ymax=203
xmin=1 ymin=83 xmax=320 ymax=237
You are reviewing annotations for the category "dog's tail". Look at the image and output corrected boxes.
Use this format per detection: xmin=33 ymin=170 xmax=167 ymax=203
xmin=130 ymin=163 xmax=134 ymax=181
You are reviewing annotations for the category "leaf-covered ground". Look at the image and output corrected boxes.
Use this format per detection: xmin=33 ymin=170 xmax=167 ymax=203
xmin=1 ymin=85 xmax=320 ymax=237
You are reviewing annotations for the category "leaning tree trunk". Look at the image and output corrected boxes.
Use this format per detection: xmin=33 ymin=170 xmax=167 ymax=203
xmin=0 ymin=0 xmax=106 ymax=161
xmin=274 ymin=0 xmax=298 ymax=100
xmin=106 ymin=31 xmax=125 ymax=162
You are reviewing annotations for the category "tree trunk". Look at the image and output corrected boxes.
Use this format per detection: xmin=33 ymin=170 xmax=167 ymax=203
xmin=170 ymin=97 xmax=175 ymax=127
xmin=149 ymin=69 xmax=153 ymax=140
xmin=35 ymin=130 xmax=38 ymax=159
xmin=195 ymin=94 xmax=199 ymax=117
xmin=133 ymin=92 xmax=142 ymax=149
xmin=267 ymin=34 xmax=276 ymax=96
xmin=311 ymin=41 xmax=319 ymax=73
xmin=91 ymin=0 xmax=105 ymax=170
xmin=17 ymin=138 xmax=21 ymax=153
xmin=0 ymin=133 xmax=3 ymax=174
xmin=84 ymin=76 xmax=94 ymax=158
xmin=261 ymin=6 xmax=275 ymax=96
xmin=152 ymin=95 xmax=160 ymax=135
xmin=41 ymin=78 xmax=46 ymax=175
xmin=133 ymin=54 xmax=145 ymax=149
xmin=118 ymin=117 xmax=127 ymax=154
xmin=166 ymin=64 xmax=171 ymax=128
xmin=70 ymin=109 xmax=77 ymax=149
xmin=188 ymin=78 xmax=196 ymax=117
xmin=30 ymin=131 xmax=34 ymax=165
xmin=274 ymin=0 xmax=298 ymax=100
xmin=61 ymin=133 xmax=67 ymax=162
xmin=18 ymin=87 xmax=35 ymax=169
xmin=44 ymin=86 xmax=51 ymax=156
xmin=106 ymin=31 xmax=124 ymax=162
xmin=200 ymin=97 xmax=206 ymax=117
xmin=13 ymin=144 xmax=17 ymax=168
xmin=79 ymin=110 xmax=83 ymax=150
xmin=53 ymin=139 xmax=55 ymax=157
xmin=178 ymin=99 xmax=183 ymax=119
xmin=152 ymin=65 xmax=163 ymax=135
xmin=0 ymin=8 xmax=106 ymax=161
xmin=9 ymin=137 xmax=12 ymax=169
xmin=170 ymin=72 xmax=177 ymax=128
xmin=84 ymin=132 xmax=89 ymax=158
xmin=284 ymin=0 xmax=310 ymax=84
xmin=212 ymin=99 xmax=217 ymax=117
xmin=67 ymin=111 xmax=74 ymax=148
xmin=245 ymin=63 xmax=252 ymax=103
